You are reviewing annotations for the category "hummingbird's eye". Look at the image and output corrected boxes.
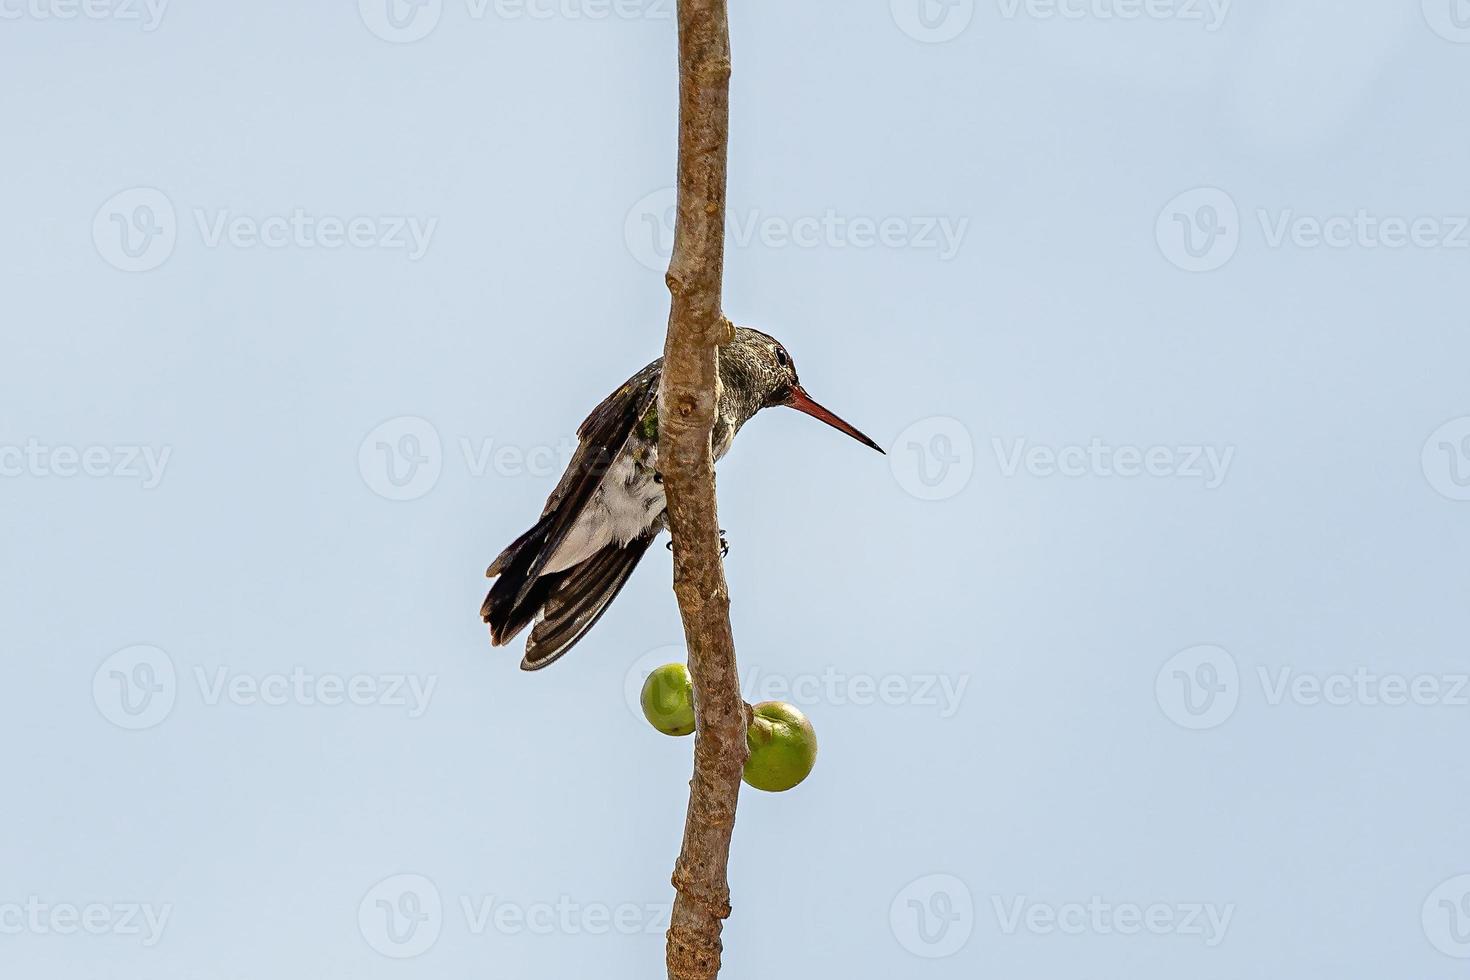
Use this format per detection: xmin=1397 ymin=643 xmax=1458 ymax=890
xmin=775 ymin=347 xmax=789 ymax=368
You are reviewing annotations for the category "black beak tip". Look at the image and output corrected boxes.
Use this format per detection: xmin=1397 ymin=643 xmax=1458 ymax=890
xmin=785 ymin=386 xmax=887 ymax=456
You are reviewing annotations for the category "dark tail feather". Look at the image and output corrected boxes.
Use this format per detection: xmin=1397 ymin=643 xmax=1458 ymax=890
xmin=519 ymin=533 xmax=656 ymax=671
xmin=483 ymin=568 xmax=566 ymax=648
xmin=481 ymin=513 xmax=562 ymax=646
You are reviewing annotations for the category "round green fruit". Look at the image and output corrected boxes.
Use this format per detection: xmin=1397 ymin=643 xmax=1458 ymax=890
xmin=640 ymin=663 xmax=696 ymax=736
xmin=742 ymin=701 xmax=818 ymax=792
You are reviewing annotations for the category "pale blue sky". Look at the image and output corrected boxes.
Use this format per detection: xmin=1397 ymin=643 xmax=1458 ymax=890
xmin=4 ymin=1 xmax=1470 ymax=977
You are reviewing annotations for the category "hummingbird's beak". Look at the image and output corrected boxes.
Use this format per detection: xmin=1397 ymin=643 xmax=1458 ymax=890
xmin=784 ymin=385 xmax=885 ymax=455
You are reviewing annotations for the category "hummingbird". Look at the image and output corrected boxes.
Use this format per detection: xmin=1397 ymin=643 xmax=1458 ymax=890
xmin=481 ymin=326 xmax=884 ymax=670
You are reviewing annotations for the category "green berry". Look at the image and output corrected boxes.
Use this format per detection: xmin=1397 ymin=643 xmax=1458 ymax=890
xmin=742 ymin=701 xmax=817 ymax=792
xmin=640 ymin=663 xmax=696 ymax=736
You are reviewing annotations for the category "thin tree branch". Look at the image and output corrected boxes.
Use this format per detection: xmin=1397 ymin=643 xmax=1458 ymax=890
xmin=657 ymin=0 xmax=742 ymax=978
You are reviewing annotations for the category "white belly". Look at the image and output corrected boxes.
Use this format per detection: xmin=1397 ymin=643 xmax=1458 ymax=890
xmin=543 ymin=452 xmax=666 ymax=573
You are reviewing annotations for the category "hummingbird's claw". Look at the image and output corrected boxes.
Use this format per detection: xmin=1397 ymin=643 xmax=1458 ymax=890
xmin=665 ymin=530 xmax=730 ymax=558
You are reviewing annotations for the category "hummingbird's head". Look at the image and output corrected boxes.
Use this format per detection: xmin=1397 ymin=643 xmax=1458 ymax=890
xmin=731 ymin=327 xmax=884 ymax=454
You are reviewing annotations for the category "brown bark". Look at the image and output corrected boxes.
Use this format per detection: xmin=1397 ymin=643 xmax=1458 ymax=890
xmin=657 ymin=0 xmax=743 ymax=978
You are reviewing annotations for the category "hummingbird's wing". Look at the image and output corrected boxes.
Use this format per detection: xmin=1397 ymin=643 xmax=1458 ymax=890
xmin=542 ymin=358 xmax=662 ymax=518
xmin=519 ymin=519 xmax=664 ymax=671
xmin=483 ymin=358 xmax=662 ymax=639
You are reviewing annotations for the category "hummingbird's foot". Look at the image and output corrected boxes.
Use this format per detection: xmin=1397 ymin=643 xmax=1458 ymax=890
xmin=665 ymin=530 xmax=730 ymax=558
